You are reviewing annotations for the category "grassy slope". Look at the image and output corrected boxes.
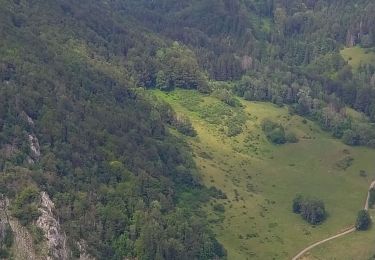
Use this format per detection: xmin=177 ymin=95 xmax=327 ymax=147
xmin=340 ymin=46 xmax=375 ymax=69
xmin=153 ymin=89 xmax=375 ymax=260
xmin=305 ymin=214 xmax=375 ymax=260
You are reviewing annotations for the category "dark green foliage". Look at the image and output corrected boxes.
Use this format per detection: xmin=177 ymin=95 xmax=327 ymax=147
xmin=0 ymin=1 xmax=225 ymax=258
xmin=285 ymin=132 xmax=299 ymax=143
xmin=261 ymin=119 xmax=298 ymax=144
xmin=213 ymin=89 xmax=241 ymax=107
xmin=1 ymin=0 xmax=375 ymax=258
xmin=11 ymin=187 xmax=40 ymax=226
xmin=227 ymin=124 xmax=243 ymax=137
xmin=213 ymin=204 xmax=225 ymax=213
xmin=342 ymin=129 xmax=360 ymax=146
xmin=172 ymin=116 xmax=197 ymax=137
xmin=262 ymin=119 xmax=285 ymax=144
xmin=356 ymin=210 xmax=372 ymax=231
xmin=29 ymin=226 xmax=45 ymax=244
xmin=208 ymin=187 xmax=227 ymax=200
xmin=0 ymin=249 xmax=10 ymax=259
xmin=0 ymin=223 xmax=13 ymax=259
xmin=268 ymin=128 xmax=286 ymax=144
xmin=156 ymin=43 xmax=209 ymax=92
xmin=368 ymin=188 xmax=375 ymax=209
xmin=336 ymin=156 xmax=354 ymax=170
xmin=3 ymin=224 xmax=13 ymax=248
xmin=292 ymin=195 xmax=327 ymax=225
xmin=292 ymin=194 xmax=303 ymax=213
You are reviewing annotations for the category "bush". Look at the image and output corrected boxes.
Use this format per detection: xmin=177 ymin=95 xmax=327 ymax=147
xmin=262 ymin=119 xmax=298 ymax=144
xmin=292 ymin=194 xmax=303 ymax=213
xmin=0 ymin=249 xmax=10 ymax=259
xmin=261 ymin=119 xmax=286 ymax=144
xmin=268 ymin=128 xmax=286 ymax=144
xmin=3 ymin=224 xmax=14 ymax=248
xmin=29 ymin=226 xmax=45 ymax=244
xmin=208 ymin=187 xmax=227 ymax=199
xmin=335 ymin=156 xmax=354 ymax=170
xmin=355 ymin=210 xmax=371 ymax=231
xmin=172 ymin=116 xmax=197 ymax=137
xmin=227 ymin=124 xmax=243 ymax=137
xmin=212 ymin=89 xmax=241 ymax=107
xmin=213 ymin=203 xmax=225 ymax=213
xmin=342 ymin=129 xmax=360 ymax=146
xmin=369 ymin=188 xmax=375 ymax=209
xmin=11 ymin=187 xmax=40 ymax=226
xmin=285 ymin=132 xmax=299 ymax=143
xmin=292 ymin=195 xmax=327 ymax=225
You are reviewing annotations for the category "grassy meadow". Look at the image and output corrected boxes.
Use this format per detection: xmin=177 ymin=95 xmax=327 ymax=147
xmin=152 ymin=89 xmax=375 ymax=259
xmin=341 ymin=46 xmax=375 ymax=70
xmin=305 ymin=215 xmax=375 ymax=259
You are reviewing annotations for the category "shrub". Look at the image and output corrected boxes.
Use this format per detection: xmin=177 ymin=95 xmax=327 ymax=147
xmin=336 ymin=156 xmax=354 ymax=170
xmin=172 ymin=116 xmax=197 ymax=137
xmin=227 ymin=124 xmax=243 ymax=137
xmin=29 ymin=226 xmax=45 ymax=244
xmin=285 ymin=132 xmax=299 ymax=143
xmin=342 ymin=129 xmax=360 ymax=146
xmin=208 ymin=187 xmax=227 ymax=199
xmin=3 ymin=224 xmax=14 ymax=248
xmin=300 ymin=199 xmax=326 ymax=225
xmin=262 ymin=119 xmax=298 ymax=144
xmin=355 ymin=210 xmax=371 ymax=231
xmin=261 ymin=119 xmax=286 ymax=144
xmin=268 ymin=128 xmax=286 ymax=144
xmin=292 ymin=194 xmax=303 ymax=213
xmin=213 ymin=203 xmax=225 ymax=213
xmin=369 ymin=188 xmax=375 ymax=209
xmin=292 ymin=195 xmax=327 ymax=225
xmin=212 ymin=89 xmax=241 ymax=107
xmin=11 ymin=187 xmax=40 ymax=226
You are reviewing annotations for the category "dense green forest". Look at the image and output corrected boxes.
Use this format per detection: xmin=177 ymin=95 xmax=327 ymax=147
xmin=0 ymin=0 xmax=375 ymax=259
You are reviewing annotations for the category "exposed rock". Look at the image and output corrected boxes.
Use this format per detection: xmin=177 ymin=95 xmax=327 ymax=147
xmin=0 ymin=196 xmax=39 ymax=260
xmin=36 ymin=192 xmax=69 ymax=260
xmin=241 ymin=55 xmax=253 ymax=71
xmin=28 ymin=134 xmax=41 ymax=160
xmin=0 ymin=196 xmax=8 ymax=241
xmin=21 ymin=111 xmax=35 ymax=126
xmin=77 ymin=240 xmax=96 ymax=260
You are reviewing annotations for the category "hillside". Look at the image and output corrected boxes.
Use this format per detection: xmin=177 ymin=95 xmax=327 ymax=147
xmin=154 ymin=89 xmax=375 ymax=259
xmin=0 ymin=0 xmax=375 ymax=259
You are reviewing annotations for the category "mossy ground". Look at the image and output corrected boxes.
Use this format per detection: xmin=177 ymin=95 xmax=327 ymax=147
xmin=153 ymin=89 xmax=375 ymax=260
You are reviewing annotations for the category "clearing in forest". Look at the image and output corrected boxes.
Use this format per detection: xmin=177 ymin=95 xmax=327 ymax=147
xmin=153 ymin=89 xmax=375 ymax=260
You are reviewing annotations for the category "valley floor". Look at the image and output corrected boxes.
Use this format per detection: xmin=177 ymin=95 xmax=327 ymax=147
xmin=153 ymin=89 xmax=375 ymax=260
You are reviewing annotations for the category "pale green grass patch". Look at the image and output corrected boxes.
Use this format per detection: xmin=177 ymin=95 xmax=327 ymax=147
xmin=153 ymin=89 xmax=375 ymax=260
xmin=341 ymin=46 xmax=375 ymax=69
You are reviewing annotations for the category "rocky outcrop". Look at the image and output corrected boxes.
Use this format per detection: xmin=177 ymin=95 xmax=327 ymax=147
xmin=21 ymin=111 xmax=35 ymax=126
xmin=36 ymin=192 xmax=69 ymax=260
xmin=0 ymin=196 xmax=39 ymax=260
xmin=28 ymin=134 xmax=41 ymax=161
xmin=77 ymin=240 xmax=95 ymax=260
xmin=0 ymin=192 xmax=72 ymax=260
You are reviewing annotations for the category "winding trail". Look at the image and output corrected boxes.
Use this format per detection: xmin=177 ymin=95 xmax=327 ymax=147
xmin=292 ymin=180 xmax=375 ymax=260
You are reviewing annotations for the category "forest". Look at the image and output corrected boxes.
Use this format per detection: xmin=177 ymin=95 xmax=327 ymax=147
xmin=0 ymin=0 xmax=375 ymax=259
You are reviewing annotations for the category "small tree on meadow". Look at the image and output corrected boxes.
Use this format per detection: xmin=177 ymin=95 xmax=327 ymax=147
xmin=355 ymin=210 xmax=371 ymax=231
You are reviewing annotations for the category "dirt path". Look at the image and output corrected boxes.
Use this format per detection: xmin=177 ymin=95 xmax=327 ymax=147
xmin=292 ymin=180 xmax=375 ymax=260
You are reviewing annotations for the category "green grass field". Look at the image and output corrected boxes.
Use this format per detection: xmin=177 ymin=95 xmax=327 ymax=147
xmin=341 ymin=46 xmax=375 ymax=69
xmin=153 ymin=89 xmax=375 ymax=259
xmin=305 ymin=215 xmax=375 ymax=259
